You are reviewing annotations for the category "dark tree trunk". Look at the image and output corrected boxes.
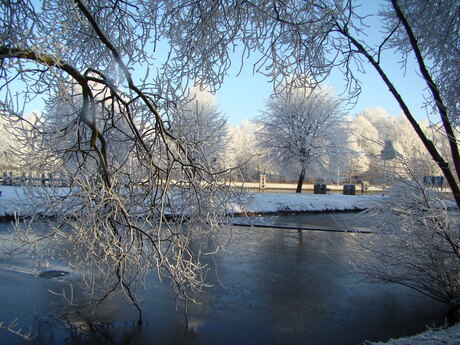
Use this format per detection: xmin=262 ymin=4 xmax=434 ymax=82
xmin=296 ymin=168 xmax=306 ymax=193
xmin=338 ymin=21 xmax=460 ymax=209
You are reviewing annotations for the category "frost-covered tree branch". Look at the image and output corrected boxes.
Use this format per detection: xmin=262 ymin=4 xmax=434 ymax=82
xmin=159 ymin=0 xmax=460 ymax=207
xmin=350 ymin=176 xmax=460 ymax=316
xmin=0 ymin=319 xmax=36 ymax=340
xmin=0 ymin=0 xmax=238 ymax=325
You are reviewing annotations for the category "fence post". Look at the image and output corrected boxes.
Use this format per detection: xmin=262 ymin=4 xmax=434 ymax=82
xmin=259 ymin=174 xmax=266 ymax=190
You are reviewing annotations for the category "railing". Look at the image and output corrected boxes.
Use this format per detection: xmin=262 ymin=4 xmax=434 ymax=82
xmin=1 ymin=171 xmax=69 ymax=187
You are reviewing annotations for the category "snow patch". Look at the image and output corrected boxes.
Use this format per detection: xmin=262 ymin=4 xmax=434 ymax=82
xmin=1 ymin=186 xmax=386 ymax=218
xmin=365 ymin=323 xmax=460 ymax=345
xmin=237 ymin=192 xmax=384 ymax=214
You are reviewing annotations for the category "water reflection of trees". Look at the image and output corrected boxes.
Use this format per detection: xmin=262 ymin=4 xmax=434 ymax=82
xmin=33 ymin=311 xmax=205 ymax=345
xmin=35 ymin=316 xmax=134 ymax=345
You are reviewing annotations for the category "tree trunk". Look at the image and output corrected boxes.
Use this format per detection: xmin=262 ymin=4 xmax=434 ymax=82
xmin=296 ymin=168 xmax=306 ymax=193
xmin=338 ymin=24 xmax=460 ymax=209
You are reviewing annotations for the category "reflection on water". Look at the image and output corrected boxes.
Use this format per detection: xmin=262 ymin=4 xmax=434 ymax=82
xmin=0 ymin=215 xmax=447 ymax=345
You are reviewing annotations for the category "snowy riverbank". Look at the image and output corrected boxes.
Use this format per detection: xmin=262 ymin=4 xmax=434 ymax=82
xmin=367 ymin=323 xmax=460 ymax=345
xmin=0 ymin=185 xmax=385 ymax=219
xmin=237 ymin=192 xmax=383 ymax=214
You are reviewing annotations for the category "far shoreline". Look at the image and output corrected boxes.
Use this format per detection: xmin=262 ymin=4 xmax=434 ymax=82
xmin=0 ymin=184 xmax=385 ymax=221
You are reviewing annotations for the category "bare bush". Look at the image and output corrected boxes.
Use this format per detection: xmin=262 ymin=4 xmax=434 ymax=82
xmin=350 ymin=179 xmax=460 ymax=317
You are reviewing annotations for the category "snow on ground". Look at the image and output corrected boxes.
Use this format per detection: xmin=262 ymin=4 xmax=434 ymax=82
xmin=0 ymin=185 xmax=385 ymax=218
xmin=365 ymin=323 xmax=460 ymax=345
xmin=233 ymin=192 xmax=384 ymax=214
xmin=0 ymin=185 xmax=73 ymax=218
xmin=0 ymin=185 xmax=26 ymax=218
xmin=1 ymin=185 xmax=453 ymax=217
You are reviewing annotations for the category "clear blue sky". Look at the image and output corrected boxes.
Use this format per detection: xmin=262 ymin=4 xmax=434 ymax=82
xmin=215 ymin=52 xmax=431 ymax=125
xmin=9 ymin=0 xmax=435 ymax=126
xmin=215 ymin=0 xmax=434 ymax=126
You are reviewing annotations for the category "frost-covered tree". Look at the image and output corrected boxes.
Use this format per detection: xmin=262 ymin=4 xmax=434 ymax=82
xmin=391 ymin=116 xmax=442 ymax=179
xmin=346 ymin=133 xmax=370 ymax=181
xmin=159 ymin=0 xmax=460 ymax=207
xmin=349 ymin=112 xmax=382 ymax=181
xmin=0 ymin=111 xmax=41 ymax=173
xmin=227 ymin=120 xmax=262 ymax=181
xmin=170 ymin=87 xmax=229 ymax=171
xmin=0 ymin=0 xmax=237 ymax=324
xmin=351 ymin=113 xmax=381 ymax=157
xmin=0 ymin=114 xmax=16 ymax=170
xmin=351 ymin=179 xmax=460 ymax=318
xmin=256 ymin=86 xmax=348 ymax=192
xmin=351 ymin=108 xmax=450 ymax=183
xmin=359 ymin=108 xmax=397 ymax=139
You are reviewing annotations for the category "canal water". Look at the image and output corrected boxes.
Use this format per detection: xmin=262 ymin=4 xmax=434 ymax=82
xmin=0 ymin=214 xmax=446 ymax=345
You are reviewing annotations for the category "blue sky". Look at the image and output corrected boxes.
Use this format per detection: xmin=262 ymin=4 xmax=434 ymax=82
xmin=6 ymin=0 xmax=435 ymax=127
xmin=13 ymin=48 xmax=429 ymax=126
xmin=215 ymin=1 xmax=433 ymax=125
xmin=215 ymin=52 xmax=431 ymax=125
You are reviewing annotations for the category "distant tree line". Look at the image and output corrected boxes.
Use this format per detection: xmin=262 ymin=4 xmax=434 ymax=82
xmin=227 ymin=106 xmax=451 ymax=188
xmin=2 ymin=96 xmax=451 ymax=190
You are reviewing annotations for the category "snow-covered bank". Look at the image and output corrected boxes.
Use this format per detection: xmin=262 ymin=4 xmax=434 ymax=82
xmin=0 ymin=185 xmax=26 ymax=218
xmin=366 ymin=323 xmax=460 ymax=345
xmin=0 ymin=185 xmax=74 ymax=219
xmin=1 ymin=185 xmax=457 ymax=219
xmin=0 ymin=185 xmax=385 ymax=219
xmin=234 ymin=192 xmax=384 ymax=214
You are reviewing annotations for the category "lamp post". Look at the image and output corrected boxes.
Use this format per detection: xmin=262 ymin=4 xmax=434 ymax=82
xmin=380 ymin=140 xmax=396 ymax=194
